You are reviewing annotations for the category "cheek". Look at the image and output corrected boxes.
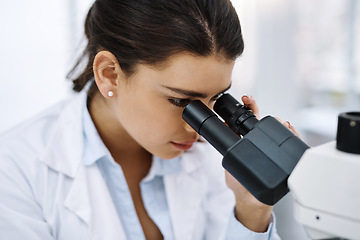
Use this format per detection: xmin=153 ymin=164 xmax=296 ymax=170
xmin=118 ymin=96 xmax=184 ymax=140
xmin=142 ymin=104 xmax=184 ymax=138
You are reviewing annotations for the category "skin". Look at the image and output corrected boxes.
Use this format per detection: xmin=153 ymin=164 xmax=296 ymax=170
xmin=89 ymin=51 xmax=299 ymax=238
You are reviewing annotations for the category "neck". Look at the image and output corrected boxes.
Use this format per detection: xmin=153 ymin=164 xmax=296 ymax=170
xmin=87 ymin=92 xmax=152 ymax=167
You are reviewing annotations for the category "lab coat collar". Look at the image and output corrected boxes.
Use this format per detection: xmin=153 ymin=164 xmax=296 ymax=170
xmin=39 ymin=90 xmax=126 ymax=237
xmin=165 ymin=142 xmax=209 ymax=239
xmin=39 ymin=90 xmax=93 ymax=226
xmin=40 ymin=91 xmax=86 ymax=178
xmin=82 ymin=101 xmax=110 ymax=166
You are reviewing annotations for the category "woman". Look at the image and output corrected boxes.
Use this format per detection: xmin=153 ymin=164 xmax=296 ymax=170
xmin=0 ymin=0 xmax=292 ymax=239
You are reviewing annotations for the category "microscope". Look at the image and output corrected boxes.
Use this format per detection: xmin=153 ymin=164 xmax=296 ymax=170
xmin=288 ymin=112 xmax=360 ymax=240
xmin=182 ymin=94 xmax=360 ymax=239
xmin=182 ymin=93 xmax=309 ymax=205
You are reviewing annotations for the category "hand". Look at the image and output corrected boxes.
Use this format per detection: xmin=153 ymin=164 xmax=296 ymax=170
xmin=225 ymin=95 xmax=301 ymax=232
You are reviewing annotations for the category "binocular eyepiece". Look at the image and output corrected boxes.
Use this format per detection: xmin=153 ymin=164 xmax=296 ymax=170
xmin=214 ymin=94 xmax=258 ymax=136
xmin=182 ymin=94 xmax=309 ymax=205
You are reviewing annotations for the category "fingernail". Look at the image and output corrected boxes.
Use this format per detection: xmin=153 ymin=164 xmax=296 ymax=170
xmin=286 ymin=121 xmax=291 ymax=128
xmin=242 ymin=94 xmax=253 ymax=100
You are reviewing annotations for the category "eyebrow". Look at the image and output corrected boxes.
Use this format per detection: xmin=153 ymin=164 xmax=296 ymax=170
xmin=163 ymin=83 xmax=232 ymax=99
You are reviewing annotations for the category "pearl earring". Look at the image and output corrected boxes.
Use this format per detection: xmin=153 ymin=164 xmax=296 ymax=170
xmin=107 ymin=91 xmax=114 ymax=97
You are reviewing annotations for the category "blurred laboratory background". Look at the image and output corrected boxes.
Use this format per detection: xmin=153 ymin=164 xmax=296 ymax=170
xmin=0 ymin=0 xmax=359 ymax=239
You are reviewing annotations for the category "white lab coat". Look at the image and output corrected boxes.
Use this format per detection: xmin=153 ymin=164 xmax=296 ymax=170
xmin=0 ymin=91 xmax=277 ymax=240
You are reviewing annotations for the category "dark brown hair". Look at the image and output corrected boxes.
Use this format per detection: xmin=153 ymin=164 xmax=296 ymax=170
xmin=69 ymin=0 xmax=244 ymax=93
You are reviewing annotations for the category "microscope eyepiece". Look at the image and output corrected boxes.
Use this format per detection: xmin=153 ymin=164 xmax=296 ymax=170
xmin=182 ymin=100 xmax=241 ymax=156
xmin=182 ymin=100 xmax=216 ymax=133
xmin=214 ymin=94 xmax=258 ymax=136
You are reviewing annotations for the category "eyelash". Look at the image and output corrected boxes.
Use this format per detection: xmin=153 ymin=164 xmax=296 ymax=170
xmin=168 ymin=98 xmax=192 ymax=108
xmin=168 ymin=93 xmax=224 ymax=108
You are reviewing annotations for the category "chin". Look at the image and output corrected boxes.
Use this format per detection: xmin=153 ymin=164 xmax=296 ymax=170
xmin=154 ymin=149 xmax=183 ymax=160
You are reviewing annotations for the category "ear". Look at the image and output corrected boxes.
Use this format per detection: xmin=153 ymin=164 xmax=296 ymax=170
xmin=93 ymin=50 xmax=122 ymax=98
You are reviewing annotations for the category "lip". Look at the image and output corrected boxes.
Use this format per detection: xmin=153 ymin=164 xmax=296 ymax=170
xmin=170 ymin=141 xmax=195 ymax=151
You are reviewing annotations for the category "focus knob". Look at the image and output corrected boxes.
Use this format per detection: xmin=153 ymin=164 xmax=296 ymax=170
xmin=336 ymin=112 xmax=360 ymax=154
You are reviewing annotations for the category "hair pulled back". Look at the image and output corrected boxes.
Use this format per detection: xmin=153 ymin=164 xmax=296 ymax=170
xmin=69 ymin=0 xmax=244 ymax=93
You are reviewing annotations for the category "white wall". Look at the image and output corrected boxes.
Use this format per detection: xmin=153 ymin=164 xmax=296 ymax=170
xmin=0 ymin=0 xmax=92 ymax=134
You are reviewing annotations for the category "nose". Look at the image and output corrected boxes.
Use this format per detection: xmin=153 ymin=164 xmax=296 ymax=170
xmin=184 ymin=120 xmax=197 ymax=133
xmin=183 ymin=117 xmax=200 ymax=140
xmin=202 ymin=98 xmax=216 ymax=111
xmin=208 ymin=101 xmax=216 ymax=111
xmin=183 ymin=123 xmax=200 ymax=142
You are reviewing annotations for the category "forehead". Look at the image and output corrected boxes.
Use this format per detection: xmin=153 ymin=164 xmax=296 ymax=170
xmin=137 ymin=53 xmax=235 ymax=94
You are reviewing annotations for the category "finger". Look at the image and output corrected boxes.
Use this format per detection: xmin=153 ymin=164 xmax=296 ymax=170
xmin=274 ymin=116 xmax=282 ymax=122
xmin=286 ymin=121 xmax=301 ymax=138
xmin=241 ymin=95 xmax=260 ymax=119
xmin=275 ymin=117 xmax=302 ymax=138
xmin=281 ymin=121 xmax=301 ymax=138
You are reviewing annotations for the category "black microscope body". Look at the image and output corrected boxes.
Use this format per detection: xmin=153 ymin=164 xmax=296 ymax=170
xmin=182 ymin=94 xmax=309 ymax=205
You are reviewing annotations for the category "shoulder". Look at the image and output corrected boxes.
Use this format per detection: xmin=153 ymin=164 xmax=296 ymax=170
xmin=0 ymin=92 xmax=87 ymax=206
xmin=0 ymin=93 xmax=84 ymax=171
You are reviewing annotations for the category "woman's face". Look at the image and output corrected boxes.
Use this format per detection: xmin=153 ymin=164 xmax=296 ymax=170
xmin=113 ymin=53 xmax=235 ymax=159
